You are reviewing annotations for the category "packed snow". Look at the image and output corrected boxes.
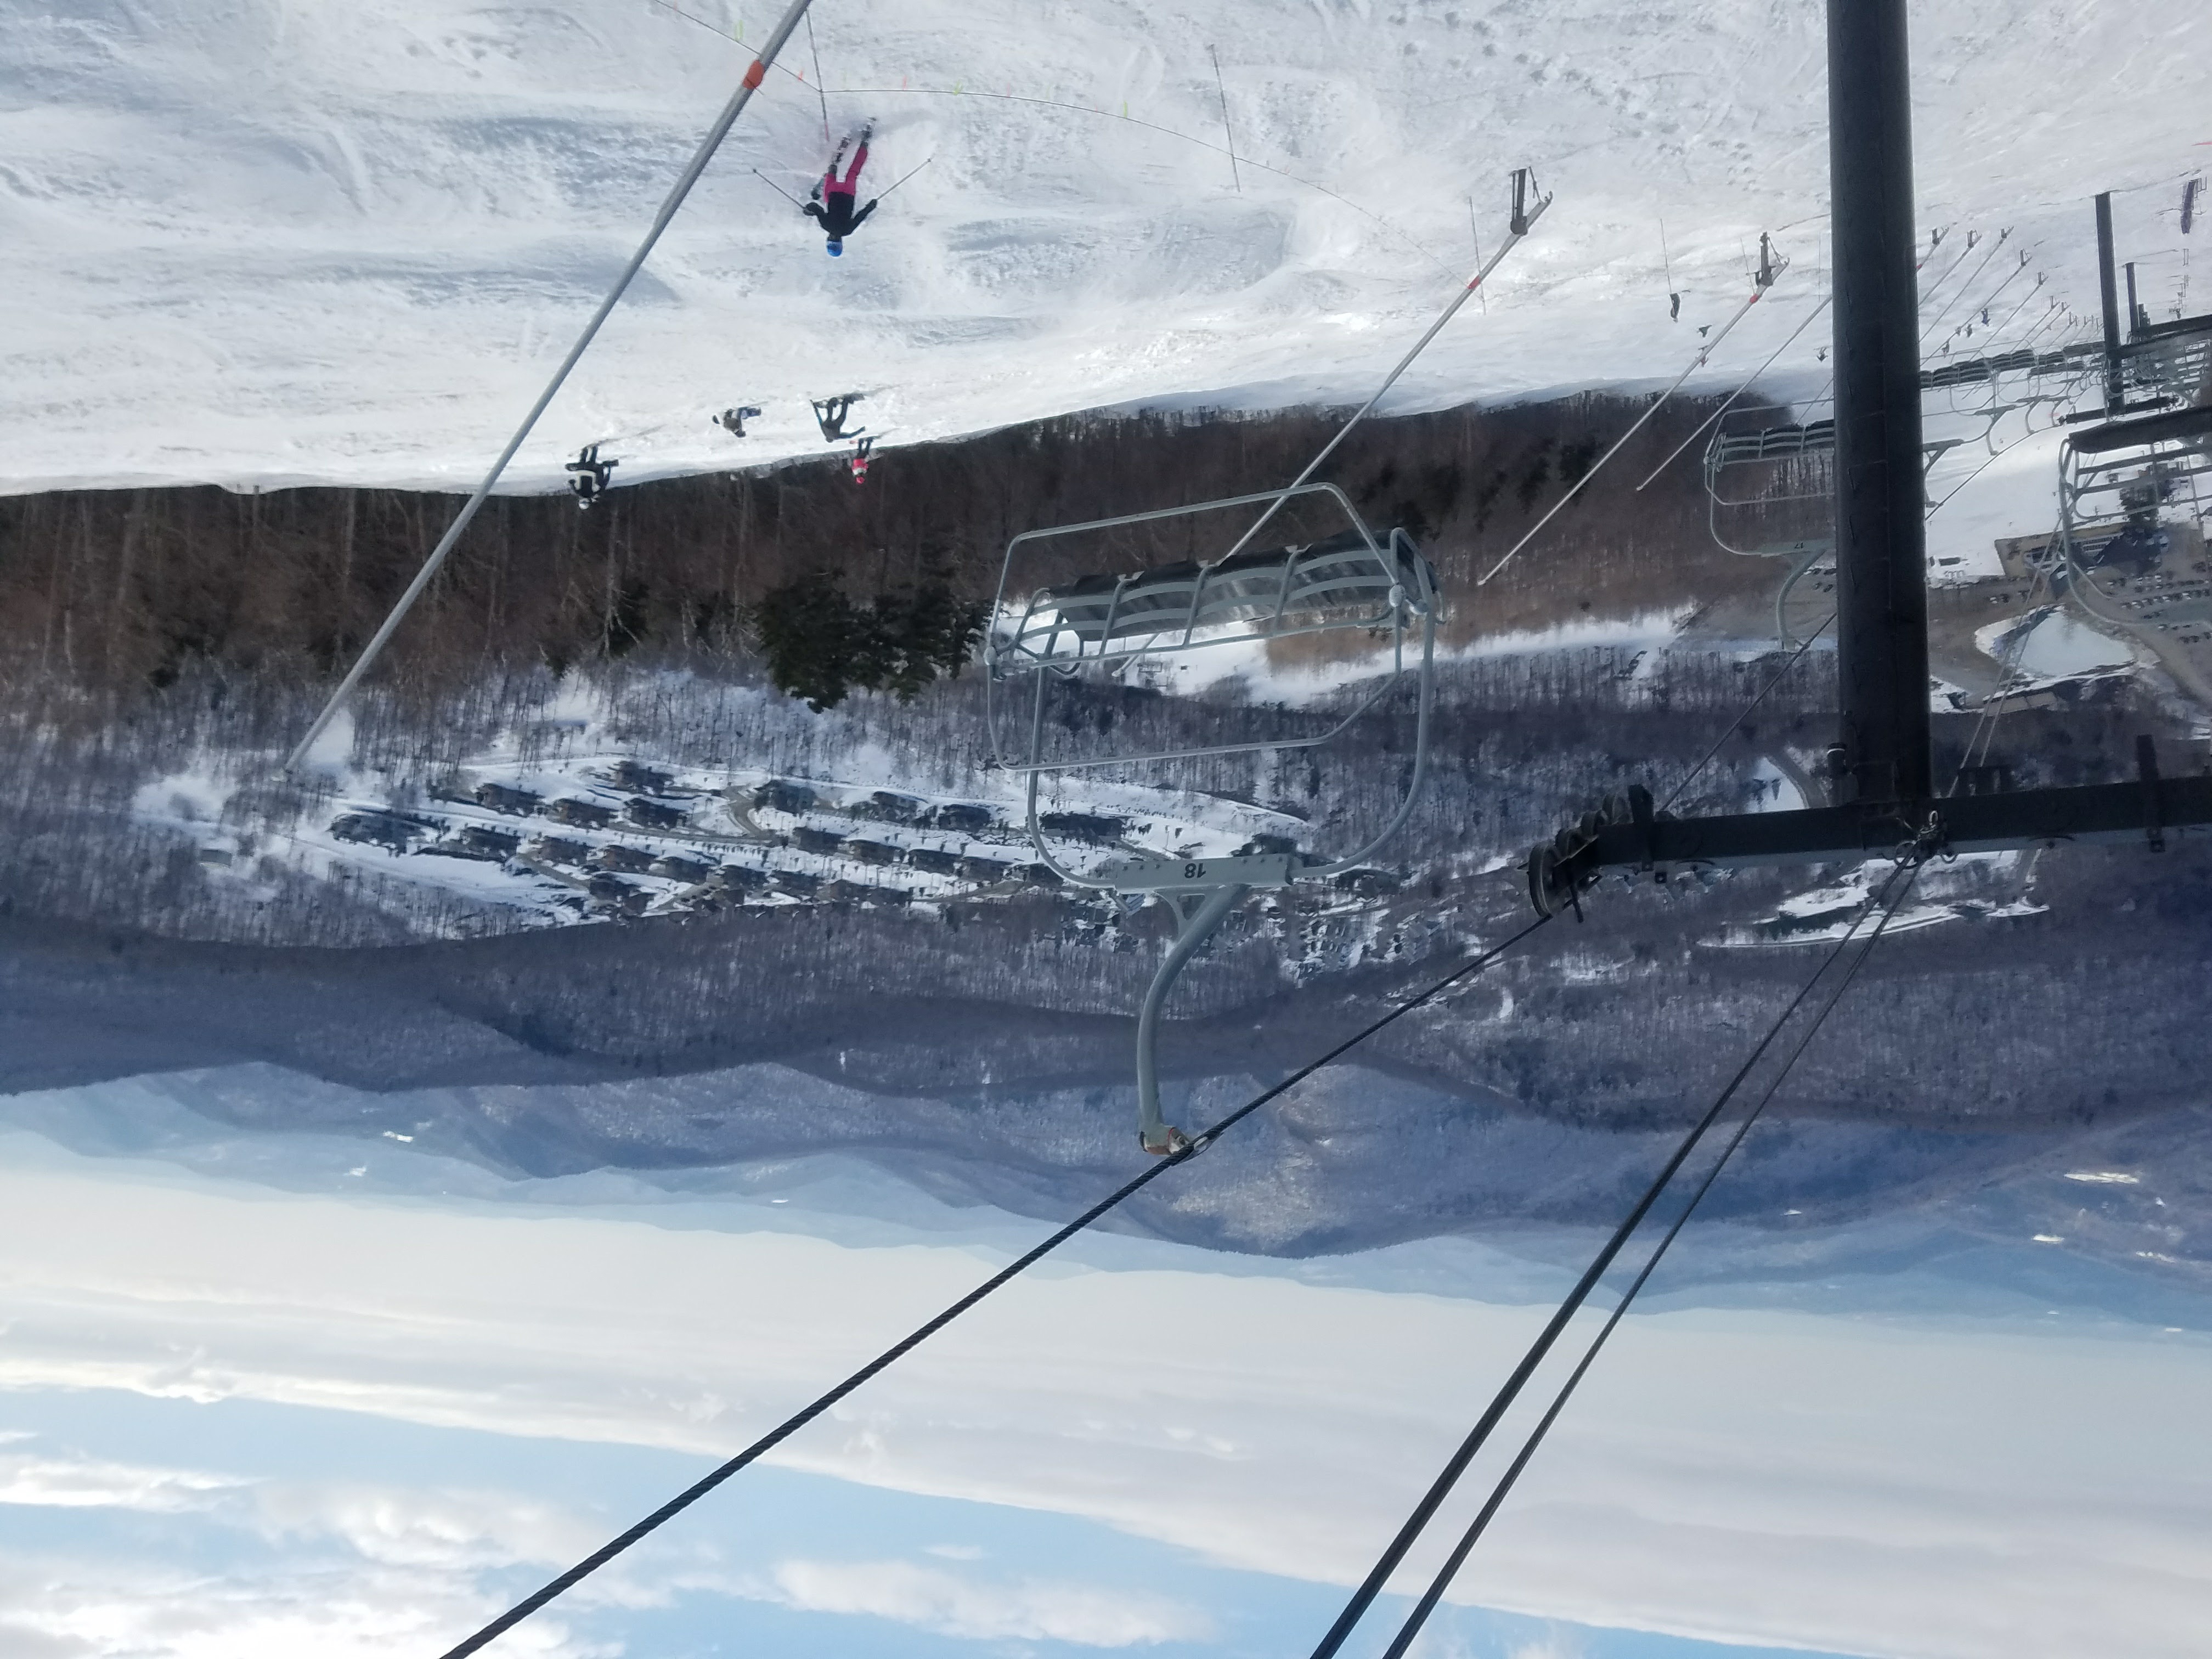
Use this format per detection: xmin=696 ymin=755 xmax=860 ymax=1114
xmin=4 ymin=1 xmax=2205 ymax=494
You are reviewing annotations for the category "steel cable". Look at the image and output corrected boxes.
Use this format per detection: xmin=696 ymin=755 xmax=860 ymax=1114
xmin=435 ymin=911 xmax=1554 ymax=1657
xmin=1301 ymin=837 xmax=1932 ymax=1659
xmin=1372 ymin=856 xmax=1926 ymax=1659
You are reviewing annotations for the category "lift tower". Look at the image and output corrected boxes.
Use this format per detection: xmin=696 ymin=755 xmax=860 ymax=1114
xmin=1526 ymin=0 xmax=2212 ymax=912
xmin=1829 ymin=0 xmax=1931 ymax=806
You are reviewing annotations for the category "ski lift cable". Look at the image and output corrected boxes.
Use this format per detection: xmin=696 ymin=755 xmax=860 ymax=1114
xmin=1301 ymin=830 xmax=1937 ymax=1659
xmin=1657 ymin=608 xmax=1835 ymax=814
xmin=1914 ymin=227 xmax=1985 ymax=319
xmin=1214 ymin=177 xmax=1555 ymax=568
xmin=1922 ymin=228 xmax=2011 ymax=340
xmin=1791 ymin=224 xmax=1975 ymax=415
xmin=281 ymin=0 xmax=821 ymax=776
xmin=1937 ymin=243 xmax=2034 ymax=345
xmin=803 ymin=7 xmax=832 ymax=142
xmin=432 ymin=911 xmax=1554 ymax=1659
xmin=1479 ymin=256 xmax=1785 ymax=587
xmin=1370 ymin=857 xmax=1927 ymax=1659
xmin=1635 ymin=296 xmax=1832 ymax=491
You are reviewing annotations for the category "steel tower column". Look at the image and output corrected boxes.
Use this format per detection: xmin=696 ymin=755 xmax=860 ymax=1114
xmin=2095 ymin=192 xmax=2124 ymax=408
xmin=1828 ymin=0 xmax=1931 ymax=803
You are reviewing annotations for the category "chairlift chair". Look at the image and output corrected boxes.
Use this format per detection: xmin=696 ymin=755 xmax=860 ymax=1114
xmin=986 ymin=482 xmax=1439 ymax=1155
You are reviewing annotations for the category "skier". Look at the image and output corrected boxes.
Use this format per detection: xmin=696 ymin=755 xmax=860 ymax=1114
xmin=565 ymin=443 xmax=616 ymax=510
xmin=1669 ymin=291 xmax=1680 ymax=321
xmin=849 ymin=435 xmax=875 ymax=484
xmin=714 ymin=405 xmax=763 ymax=437
xmin=803 ymin=125 xmax=878 ymax=257
xmin=812 ymin=393 xmax=865 ymax=442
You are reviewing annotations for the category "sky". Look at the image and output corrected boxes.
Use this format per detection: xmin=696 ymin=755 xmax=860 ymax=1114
xmin=3 ymin=1068 xmax=2210 ymax=1659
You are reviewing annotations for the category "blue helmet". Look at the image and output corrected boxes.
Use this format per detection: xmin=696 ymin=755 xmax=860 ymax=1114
xmin=826 ymin=239 xmax=843 ymax=257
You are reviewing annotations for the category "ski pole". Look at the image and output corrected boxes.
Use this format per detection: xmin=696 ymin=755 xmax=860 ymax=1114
xmin=876 ymin=155 xmax=935 ymax=200
xmin=753 ymin=167 xmax=806 ymax=208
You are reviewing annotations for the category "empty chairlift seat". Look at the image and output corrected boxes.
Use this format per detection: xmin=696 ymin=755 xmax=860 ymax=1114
xmin=1003 ymin=528 xmax=1435 ymax=671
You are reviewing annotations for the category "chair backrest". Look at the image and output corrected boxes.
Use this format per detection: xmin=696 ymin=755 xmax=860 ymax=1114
xmin=1005 ymin=524 xmax=1430 ymax=671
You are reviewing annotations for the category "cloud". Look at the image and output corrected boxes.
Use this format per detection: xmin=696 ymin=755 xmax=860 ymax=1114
xmin=0 ymin=1443 xmax=621 ymax=1658
xmin=755 ymin=1557 xmax=1214 ymax=1646
xmin=0 ymin=1443 xmax=596 ymax=1573
xmin=3 ymin=1147 xmax=2211 ymax=1659
xmin=0 ymin=1554 xmax=605 ymax=1659
xmin=252 ymin=1482 xmax=602 ymax=1572
xmin=1506 ymin=1637 xmax=1584 ymax=1659
xmin=0 ymin=1451 xmax=247 ymax=1513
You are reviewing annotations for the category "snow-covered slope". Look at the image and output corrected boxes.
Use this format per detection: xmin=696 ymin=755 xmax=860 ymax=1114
xmin=3 ymin=0 xmax=2203 ymax=494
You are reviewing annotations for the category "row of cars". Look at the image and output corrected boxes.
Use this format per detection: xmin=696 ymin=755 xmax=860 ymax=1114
xmin=323 ymin=763 xmax=1081 ymax=921
xmin=323 ymin=761 xmax=1395 ymax=923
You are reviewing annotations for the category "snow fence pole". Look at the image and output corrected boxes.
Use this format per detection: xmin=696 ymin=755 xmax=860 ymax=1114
xmin=283 ymin=0 xmax=819 ymax=776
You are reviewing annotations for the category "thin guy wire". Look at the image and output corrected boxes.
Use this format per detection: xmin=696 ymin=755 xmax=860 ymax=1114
xmin=435 ymin=912 xmax=1554 ymax=1658
xmin=1636 ymin=296 xmax=1832 ymax=492
xmin=803 ymin=8 xmax=830 ymax=140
